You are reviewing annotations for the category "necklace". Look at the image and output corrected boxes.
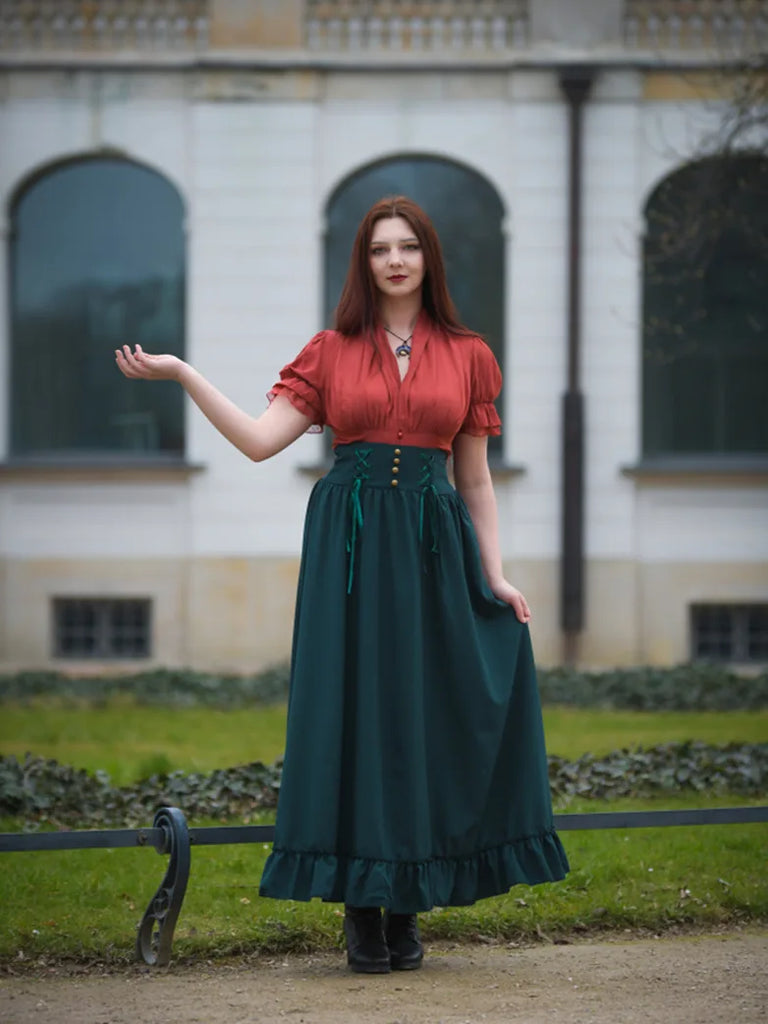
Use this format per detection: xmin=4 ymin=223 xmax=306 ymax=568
xmin=384 ymin=326 xmax=413 ymax=358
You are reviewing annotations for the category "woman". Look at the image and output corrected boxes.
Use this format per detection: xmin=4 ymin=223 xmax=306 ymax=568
xmin=116 ymin=195 xmax=569 ymax=974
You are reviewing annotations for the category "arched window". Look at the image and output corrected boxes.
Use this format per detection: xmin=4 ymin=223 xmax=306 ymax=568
xmin=642 ymin=155 xmax=768 ymax=457
xmin=324 ymin=155 xmax=505 ymax=451
xmin=10 ymin=156 xmax=185 ymax=457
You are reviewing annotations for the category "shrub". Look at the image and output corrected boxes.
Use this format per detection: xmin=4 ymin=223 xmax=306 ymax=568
xmin=2 ymin=742 xmax=765 ymax=829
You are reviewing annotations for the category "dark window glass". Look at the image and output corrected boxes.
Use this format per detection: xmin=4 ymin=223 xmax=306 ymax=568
xmin=747 ymin=605 xmax=768 ymax=660
xmin=11 ymin=158 xmax=185 ymax=457
xmin=324 ymin=156 xmax=505 ymax=452
xmin=691 ymin=603 xmax=768 ymax=663
xmin=642 ymin=156 xmax=768 ymax=456
xmin=53 ymin=598 xmax=151 ymax=659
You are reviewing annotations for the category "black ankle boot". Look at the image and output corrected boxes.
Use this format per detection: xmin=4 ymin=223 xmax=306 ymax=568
xmin=343 ymin=906 xmax=391 ymax=974
xmin=383 ymin=911 xmax=423 ymax=970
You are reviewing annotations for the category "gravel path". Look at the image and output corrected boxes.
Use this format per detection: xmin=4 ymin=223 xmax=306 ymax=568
xmin=1 ymin=930 xmax=766 ymax=1024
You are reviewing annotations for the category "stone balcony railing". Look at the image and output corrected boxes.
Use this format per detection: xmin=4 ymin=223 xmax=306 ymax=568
xmin=0 ymin=0 xmax=210 ymax=53
xmin=1 ymin=0 xmax=766 ymax=56
xmin=623 ymin=0 xmax=768 ymax=52
xmin=304 ymin=1 xmax=529 ymax=52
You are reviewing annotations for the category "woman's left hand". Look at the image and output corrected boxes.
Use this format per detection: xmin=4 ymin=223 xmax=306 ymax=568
xmin=490 ymin=580 xmax=531 ymax=623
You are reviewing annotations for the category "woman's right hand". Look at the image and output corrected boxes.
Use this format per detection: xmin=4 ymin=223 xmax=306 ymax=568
xmin=116 ymin=343 xmax=313 ymax=462
xmin=115 ymin=344 xmax=186 ymax=382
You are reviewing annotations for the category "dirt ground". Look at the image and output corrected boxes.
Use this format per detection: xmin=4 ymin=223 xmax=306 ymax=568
xmin=1 ymin=930 xmax=766 ymax=1024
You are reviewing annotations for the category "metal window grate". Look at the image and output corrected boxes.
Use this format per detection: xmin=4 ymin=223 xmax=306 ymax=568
xmin=691 ymin=603 xmax=768 ymax=663
xmin=53 ymin=598 xmax=152 ymax=659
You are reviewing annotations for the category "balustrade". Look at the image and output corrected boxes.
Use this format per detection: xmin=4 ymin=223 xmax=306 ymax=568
xmin=0 ymin=0 xmax=209 ymax=52
xmin=304 ymin=1 xmax=529 ymax=52
xmin=624 ymin=0 xmax=768 ymax=51
xmin=3 ymin=1 xmax=764 ymax=59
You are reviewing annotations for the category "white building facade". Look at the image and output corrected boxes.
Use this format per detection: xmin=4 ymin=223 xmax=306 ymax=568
xmin=0 ymin=0 xmax=766 ymax=671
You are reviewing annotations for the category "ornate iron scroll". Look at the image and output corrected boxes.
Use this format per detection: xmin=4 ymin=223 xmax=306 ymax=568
xmin=136 ymin=806 xmax=191 ymax=966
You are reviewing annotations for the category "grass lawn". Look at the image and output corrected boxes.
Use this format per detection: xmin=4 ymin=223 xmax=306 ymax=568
xmin=1 ymin=793 xmax=765 ymax=964
xmin=0 ymin=700 xmax=291 ymax=784
xmin=1 ymin=700 xmax=766 ymax=783
xmin=0 ymin=698 xmax=766 ymax=963
xmin=542 ymin=706 xmax=768 ymax=758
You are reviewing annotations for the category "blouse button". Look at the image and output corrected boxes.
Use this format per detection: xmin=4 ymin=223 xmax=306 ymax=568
xmin=393 ymin=457 xmax=400 ymax=465
xmin=392 ymin=466 xmax=399 ymax=474
xmin=394 ymin=448 xmax=401 ymax=455
xmin=390 ymin=479 xmax=399 ymax=487
xmin=397 ymin=431 xmax=403 ymax=439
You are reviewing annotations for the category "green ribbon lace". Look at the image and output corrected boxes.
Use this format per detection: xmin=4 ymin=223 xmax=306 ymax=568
xmin=346 ymin=449 xmax=371 ymax=594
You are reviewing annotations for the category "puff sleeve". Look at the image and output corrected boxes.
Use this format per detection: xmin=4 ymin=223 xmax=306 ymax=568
xmin=267 ymin=331 xmax=327 ymax=433
xmin=460 ymin=337 xmax=502 ymax=436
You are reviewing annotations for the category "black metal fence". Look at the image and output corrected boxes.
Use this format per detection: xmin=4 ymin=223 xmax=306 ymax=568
xmin=2 ymin=804 xmax=766 ymax=966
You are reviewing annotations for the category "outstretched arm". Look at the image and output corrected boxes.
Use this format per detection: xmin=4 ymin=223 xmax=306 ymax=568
xmin=115 ymin=344 xmax=313 ymax=462
xmin=452 ymin=432 xmax=531 ymax=624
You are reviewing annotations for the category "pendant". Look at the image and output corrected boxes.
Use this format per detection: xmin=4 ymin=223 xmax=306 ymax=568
xmin=395 ymin=343 xmax=411 ymax=358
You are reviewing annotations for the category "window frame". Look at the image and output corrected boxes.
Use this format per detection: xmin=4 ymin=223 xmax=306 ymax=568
xmin=690 ymin=602 xmax=768 ymax=664
xmin=8 ymin=154 xmax=187 ymax=461
xmin=322 ymin=154 xmax=507 ymax=456
xmin=641 ymin=154 xmax=768 ymax=459
xmin=52 ymin=596 xmax=153 ymax=660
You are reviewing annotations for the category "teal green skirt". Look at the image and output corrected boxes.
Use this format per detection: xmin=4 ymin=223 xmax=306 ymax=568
xmin=259 ymin=443 xmax=568 ymax=912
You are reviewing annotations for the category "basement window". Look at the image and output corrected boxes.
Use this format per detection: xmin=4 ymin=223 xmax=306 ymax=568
xmin=690 ymin=603 xmax=768 ymax=663
xmin=53 ymin=598 xmax=152 ymax=659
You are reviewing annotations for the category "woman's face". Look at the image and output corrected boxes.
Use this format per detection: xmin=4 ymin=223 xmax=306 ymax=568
xmin=368 ymin=216 xmax=425 ymax=300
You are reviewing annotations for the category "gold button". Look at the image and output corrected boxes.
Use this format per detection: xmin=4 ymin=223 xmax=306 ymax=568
xmin=394 ymin=448 xmax=401 ymax=455
xmin=392 ymin=466 xmax=399 ymax=474
xmin=391 ymin=479 xmax=399 ymax=487
xmin=393 ymin=457 xmax=400 ymax=465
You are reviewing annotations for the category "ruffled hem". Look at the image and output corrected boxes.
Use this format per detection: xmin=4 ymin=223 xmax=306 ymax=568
xmin=259 ymin=830 xmax=569 ymax=913
xmin=267 ymin=383 xmax=323 ymax=433
xmin=460 ymin=401 xmax=502 ymax=437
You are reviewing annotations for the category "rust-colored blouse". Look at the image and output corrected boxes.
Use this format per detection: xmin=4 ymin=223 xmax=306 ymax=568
xmin=269 ymin=311 xmax=502 ymax=454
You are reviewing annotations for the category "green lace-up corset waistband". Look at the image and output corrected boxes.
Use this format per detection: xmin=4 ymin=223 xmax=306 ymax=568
xmin=325 ymin=443 xmax=453 ymax=593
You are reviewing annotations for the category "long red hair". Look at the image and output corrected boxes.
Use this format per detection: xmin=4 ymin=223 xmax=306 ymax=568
xmin=333 ymin=195 xmax=473 ymax=338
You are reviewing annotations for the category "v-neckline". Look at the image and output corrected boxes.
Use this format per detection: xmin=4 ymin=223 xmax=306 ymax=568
xmin=393 ymin=346 xmax=410 ymax=383
xmin=378 ymin=311 xmax=427 ymax=389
